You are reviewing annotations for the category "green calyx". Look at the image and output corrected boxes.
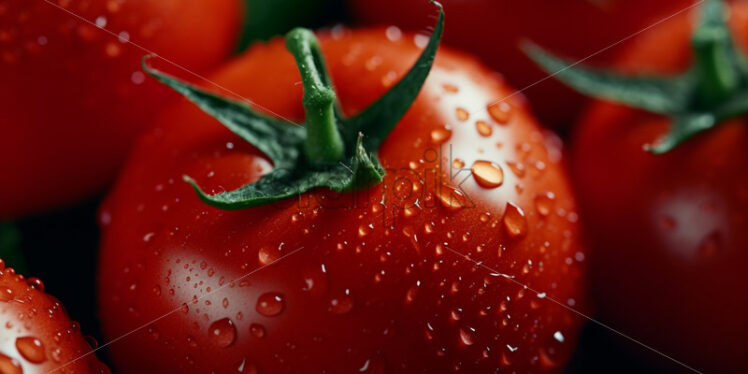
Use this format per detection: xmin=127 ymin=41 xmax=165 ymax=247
xmin=525 ymin=0 xmax=748 ymax=153
xmin=143 ymin=1 xmax=444 ymax=210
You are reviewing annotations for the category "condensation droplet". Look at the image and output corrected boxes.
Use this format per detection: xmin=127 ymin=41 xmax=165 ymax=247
xmin=459 ymin=327 xmax=475 ymax=346
xmin=256 ymin=292 xmax=285 ymax=317
xmin=16 ymin=336 xmax=46 ymax=363
xmin=250 ymin=323 xmax=265 ymax=338
xmin=471 ymin=161 xmax=504 ymax=188
xmin=487 ymin=102 xmax=513 ymax=124
xmin=208 ymin=318 xmax=236 ymax=348
xmin=430 ymin=128 xmax=452 ymax=145
xmin=475 ymin=120 xmax=492 ymax=137
xmin=328 ymin=290 xmax=354 ymax=314
xmin=534 ymin=192 xmax=556 ymax=217
xmin=0 ymin=352 xmax=22 ymax=374
xmin=456 ymin=107 xmax=469 ymax=121
xmin=503 ymin=202 xmax=528 ymax=238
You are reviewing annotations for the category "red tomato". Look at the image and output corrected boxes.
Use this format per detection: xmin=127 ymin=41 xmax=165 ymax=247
xmin=0 ymin=259 xmax=109 ymax=374
xmin=347 ymin=0 xmax=694 ymax=126
xmin=572 ymin=3 xmax=748 ymax=372
xmin=97 ymin=26 xmax=587 ymax=373
xmin=0 ymin=0 xmax=242 ymax=218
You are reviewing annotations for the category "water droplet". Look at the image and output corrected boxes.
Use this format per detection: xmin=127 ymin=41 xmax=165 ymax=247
xmin=456 ymin=107 xmax=469 ymax=121
xmin=475 ymin=120 xmax=492 ymax=137
xmin=385 ymin=26 xmax=402 ymax=41
xmin=358 ymin=224 xmax=372 ymax=238
xmin=553 ymin=331 xmax=565 ymax=343
xmin=250 ymin=323 xmax=265 ymax=338
xmin=15 ymin=337 xmax=46 ymax=363
xmin=0 ymin=287 xmax=13 ymax=302
xmin=534 ymin=192 xmax=555 ymax=217
xmin=105 ymin=42 xmax=121 ymax=57
xmin=328 ymin=290 xmax=354 ymax=314
xmin=506 ymin=161 xmax=525 ymax=178
xmin=405 ymin=284 xmax=419 ymax=304
xmin=437 ymin=185 xmax=470 ymax=211
xmin=208 ymin=318 xmax=236 ymax=348
xmin=487 ymin=102 xmax=513 ymax=124
xmin=95 ymin=16 xmax=108 ymax=28
xmin=443 ymin=84 xmax=458 ymax=93
xmin=27 ymin=277 xmax=44 ymax=291
xmin=503 ymin=202 xmax=528 ymax=238
xmin=430 ymin=128 xmax=452 ymax=145
xmin=256 ymin=292 xmax=285 ymax=317
xmin=258 ymin=247 xmax=280 ymax=265
xmin=459 ymin=327 xmax=475 ymax=346
xmin=0 ymin=352 xmax=22 ymax=374
xmin=471 ymin=161 xmax=504 ymax=189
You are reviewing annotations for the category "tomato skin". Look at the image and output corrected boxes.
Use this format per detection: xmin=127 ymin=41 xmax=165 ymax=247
xmin=0 ymin=0 xmax=242 ymax=218
xmin=572 ymin=4 xmax=748 ymax=373
xmin=0 ymin=261 xmax=109 ymax=374
xmin=347 ymin=0 xmax=693 ymax=126
xmin=98 ymin=28 xmax=586 ymax=373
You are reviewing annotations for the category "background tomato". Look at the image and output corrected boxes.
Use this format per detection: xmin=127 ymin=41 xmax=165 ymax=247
xmin=98 ymin=27 xmax=586 ymax=373
xmin=347 ymin=0 xmax=694 ymax=127
xmin=0 ymin=260 xmax=109 ymax=374
xmin=571 ymin=3 xmax=748 ymax=373
xmin=0 ymin=0 xmax=243 ymax=218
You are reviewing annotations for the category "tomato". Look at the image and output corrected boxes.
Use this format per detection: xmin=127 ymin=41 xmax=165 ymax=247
xmin=347 ymin=0 xmax=693 ymax=126
xmin=541 ymin=1 xmax=748 ymax=372
xmin=97 ymin=14 xmax=587 ymax=373
xmin=0 ymin=0 xmax=243 ymax=218
xmin=0 ymin=259 xmax=109 ymax=374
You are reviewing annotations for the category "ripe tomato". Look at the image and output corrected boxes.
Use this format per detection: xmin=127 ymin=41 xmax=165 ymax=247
xmin=97 ymin=22 xmax=586 ymax=373
xmin=0 ymin=259 xmax=109 ymax=374
xmin=347 ymin=0 xmax=693 ymax=126
xmin=567 ymin=2 xmax=748 ymax=372
xmin=0 ymin=0 xmax=243 ymax=218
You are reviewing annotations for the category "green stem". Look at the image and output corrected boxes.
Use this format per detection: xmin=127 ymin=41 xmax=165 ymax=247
xmin=692 ymin=0 xmax=738 ymax=106
xmin=285 ymin=28 xmax=344 ymax=166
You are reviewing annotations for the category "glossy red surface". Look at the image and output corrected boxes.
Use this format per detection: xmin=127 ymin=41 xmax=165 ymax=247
xmin=0 ymin=260 xmax=109 ymax=374
xmin=0 ymin=0 xmax=242 ymax=218
xmin=573 ymin=4 xmax=748 ymax=372
xmin=98 ymin=28 xmax=587 ymax=373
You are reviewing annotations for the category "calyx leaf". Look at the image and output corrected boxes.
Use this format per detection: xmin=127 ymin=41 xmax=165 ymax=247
xmin=143 ymin=1 xmax=444 ymax=209
xmin=525 ymin=0 xmax=748 ymax=153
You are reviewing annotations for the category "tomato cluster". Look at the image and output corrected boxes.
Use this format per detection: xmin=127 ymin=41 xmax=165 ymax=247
xmin=1 ymin=1 xmax=745 ymax=373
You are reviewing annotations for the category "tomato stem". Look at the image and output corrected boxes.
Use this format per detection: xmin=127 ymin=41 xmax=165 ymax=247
xmin=285 ymin=28 xmax=345 ymax=166
xmin=692 ymin=0 xmax=739 ymax=107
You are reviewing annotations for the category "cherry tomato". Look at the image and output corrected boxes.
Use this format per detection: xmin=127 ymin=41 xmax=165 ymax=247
xmin=571 ymin=3 xmax=748 ymax=372
xmin=0 ymin=259 xmax=109 ymax=374
xmin=97 ymin=25 xmax=586 ymax=373
xmin=0 ymin=0 xmax=243 ymax=218
xmin=347 ymin=0 xmax=693 ymax=126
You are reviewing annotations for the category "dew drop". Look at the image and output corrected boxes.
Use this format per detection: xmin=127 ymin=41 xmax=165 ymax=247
xmin=0 ymin=287 xmax=13 ymax=302
xmin=456 ymin=107 xmax=469 ymax=121
xmin=328 ymin=290 xmax=354 ymax=314
xmin=534 ymin=192 xmax=555 ymax=217
xmin=487 ymin=102 xmax=513 ymax=124
xmin=250 ymin=323 xmax=265 ymax=338
xmin=437 ymin=185 xmax=469 ymax=211
xmin=15 ymin=337 xmax=46 ymax=363
xmin=27 ymin=277 xmax=44 ymax=292
xmin=503 ymin=202 xmax=528 ymax=238
xmin=452 ymin=158 xmax=465 ymax=169
xmin=471 ymin=161 xmax=504 ymax=189
xmin=256 ymin=292 xmax=285 ymax=317
xmin=0 ymin=353 xmax=22 ymax=374
xmin=258 ymin=247 xmax=280 ymax=265
xmin=458 ymin=327 xmax=476 ymax=346
xmin=443 ymin=84 xmax=458 ymax=93
xmin=405 ymin=285 xmax=419 ymax=305
xmin=475 ymin=120 xmax=492 ymax=137
xmin=208 ymin=318 xmax=236 ymax=348
xmin=430 ymin=128 xmax=452 ymax=145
